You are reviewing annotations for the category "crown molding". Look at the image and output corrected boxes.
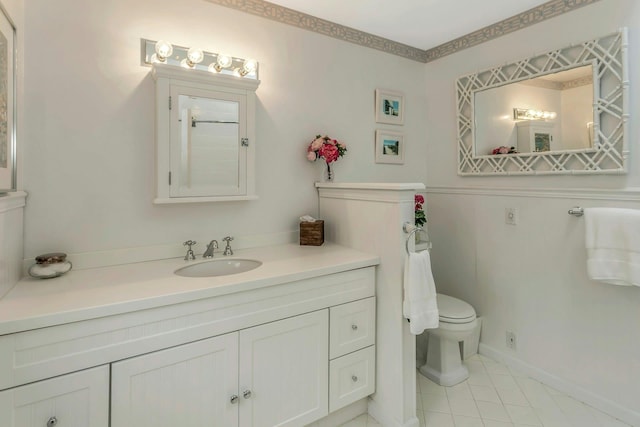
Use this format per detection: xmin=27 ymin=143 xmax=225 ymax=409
xmin=205 ymin=0 xmax=602 ymax=63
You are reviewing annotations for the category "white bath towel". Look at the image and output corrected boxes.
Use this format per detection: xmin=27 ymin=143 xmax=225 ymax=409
xmin=585 ymin=207 xmax=640 ymax=287
xmin=403 ymin=251 xmax=439 ymax=334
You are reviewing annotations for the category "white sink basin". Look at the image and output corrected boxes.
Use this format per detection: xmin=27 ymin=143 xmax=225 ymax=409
xmin=174 ymin=259 xmax=262 ymax=277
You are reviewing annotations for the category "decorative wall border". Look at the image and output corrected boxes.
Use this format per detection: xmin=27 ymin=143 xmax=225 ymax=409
xmin=423 ymin=0 xmax=603 ymax=63
xmin=204 ymin=0 xmax=603 ymax=63
xmin=203 ymin=0 xmax=425 ymax=62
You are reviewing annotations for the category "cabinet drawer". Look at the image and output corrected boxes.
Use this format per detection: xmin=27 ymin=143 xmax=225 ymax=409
xmin=0 ymin=366 xmax=109 ymax=427
xmin=329 ymin=297 xmax=375 ymax=359
xmin=329 ymin=345 xmax=375 ymax=413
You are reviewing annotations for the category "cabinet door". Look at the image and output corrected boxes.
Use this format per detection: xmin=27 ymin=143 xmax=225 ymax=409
xmin=111 ymin=333 xmax=238 ymax=427
xmin=0 ymin=366 xmax=109 ymax=427
xmin=239 ymin=310 xmax=328 ymax=427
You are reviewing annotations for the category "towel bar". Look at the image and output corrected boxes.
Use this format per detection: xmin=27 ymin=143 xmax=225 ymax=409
xmin=568 ymin=207 xmax=584 ymax=217
xmin=403 ymin=222 xmax=425 ymax=254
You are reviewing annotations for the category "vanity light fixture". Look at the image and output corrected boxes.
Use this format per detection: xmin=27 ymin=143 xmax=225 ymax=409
xmin=141 ymin=38 xmax=259 ymax=80
xmin=513 ymin=107 xmax=557 ymax=121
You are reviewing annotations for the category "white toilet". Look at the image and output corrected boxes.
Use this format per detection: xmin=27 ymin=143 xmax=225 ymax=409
xmin=419 ymin=293 xmax=478 ymax=387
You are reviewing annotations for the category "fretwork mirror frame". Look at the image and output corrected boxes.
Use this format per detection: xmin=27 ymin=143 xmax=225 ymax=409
xmin=456 ymin=28 xmax=628 ymax=176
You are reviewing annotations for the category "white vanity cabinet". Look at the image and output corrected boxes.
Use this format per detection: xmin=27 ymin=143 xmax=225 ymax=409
xmin=111 ymin=333 xmax=239 ymax=427
xmin=0 ymin=262 xmax=377 ymax=427
xmin=111 ymin=310 xmax=328 ymax=427
xmin=0 ymin=366 xmax=109 ymax=427
xmin=238 ymin=310 xmax=328 ymax=427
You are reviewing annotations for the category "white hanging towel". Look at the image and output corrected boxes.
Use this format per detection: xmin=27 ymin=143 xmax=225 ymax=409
xmin=585 ymin=207 xmax=640 ymax=287
xmin=403 ymin=251 xmax=439 ymax=334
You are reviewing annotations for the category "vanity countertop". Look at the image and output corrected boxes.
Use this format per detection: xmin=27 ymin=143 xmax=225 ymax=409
xmin=0 ymin=243 xmax=379 ymax=335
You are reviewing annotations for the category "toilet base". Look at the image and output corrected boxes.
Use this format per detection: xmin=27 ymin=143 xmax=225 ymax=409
xmin=419 ymin=332 xmax=470 ymax=387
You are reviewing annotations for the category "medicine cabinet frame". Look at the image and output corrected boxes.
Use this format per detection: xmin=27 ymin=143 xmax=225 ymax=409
xmin=152 ymin=63 xmax=260 ymax=204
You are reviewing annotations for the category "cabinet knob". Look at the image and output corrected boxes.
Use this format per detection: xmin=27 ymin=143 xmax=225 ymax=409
xmin=351 ymin=324 xmax=358 ymax=331
xmin=243 ymin=389 xmax=252 ymax=399
xmin=47 ymin=417 xmax=58 ymax=427
xmin=351 ymin=375 xmax=358 ymax=382
xmin=230 ymin=394 xmax=239 ymax=404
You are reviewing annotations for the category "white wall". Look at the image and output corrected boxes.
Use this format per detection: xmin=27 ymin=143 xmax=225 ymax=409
xmin=21 ymin=0 xmax=428 ymax=259
xmin=424 ymin=0 xmax=640 ymax=422
xmin=561 ymin=84 xmax=594 ymax=149
xmin=474 ymin=83 xmax=561 ymax=154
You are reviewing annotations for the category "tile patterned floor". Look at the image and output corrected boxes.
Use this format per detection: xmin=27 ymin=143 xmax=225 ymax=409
xmin=339 ymin=354 xmax=631 ymax=427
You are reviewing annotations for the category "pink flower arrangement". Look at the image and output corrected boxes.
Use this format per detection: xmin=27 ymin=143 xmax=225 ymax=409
xmin=415 ymin=194 xmax=426 ymax=227
xmin=307 ymin=135 xmax=347 ymax=164
xmin=491 ymin=146 xmax=517 ymax=155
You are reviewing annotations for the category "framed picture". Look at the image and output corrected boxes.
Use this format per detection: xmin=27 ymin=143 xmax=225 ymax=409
xmin=0 ymin=6 xmax=14 ymax=192
xmin=375 ymin=88 xmax=404 ymax=125
xmin=375 ymin=130 xmax=404 ymax=164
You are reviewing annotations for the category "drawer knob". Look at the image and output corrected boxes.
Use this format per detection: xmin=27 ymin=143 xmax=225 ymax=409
xmin=243 ymin=389 xmax=252 ymax=399
xmin=47 ymin=417 xmax=58 ymax=427
xmin=351 ymin=324 xmax=358 ymax=331
xmin=230 ymin=394 xmax=239 ymax=404
xmin=351 ymin=375 xmax=358 ymax=382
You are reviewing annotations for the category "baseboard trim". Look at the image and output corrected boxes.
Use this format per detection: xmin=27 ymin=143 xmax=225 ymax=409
xmin=368 ymin=398 xmax=420 ymax=427
xmin=479 ymin=343 xmax=640 ymax=426
xmin=310 ymin=399 xmax=368 ymax=427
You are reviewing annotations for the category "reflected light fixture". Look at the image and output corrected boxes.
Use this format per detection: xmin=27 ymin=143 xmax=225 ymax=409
xmin=153 ymin=40 xmax=173 ymax=63
xmin=513 ymin=107 xmax=557 ymax=121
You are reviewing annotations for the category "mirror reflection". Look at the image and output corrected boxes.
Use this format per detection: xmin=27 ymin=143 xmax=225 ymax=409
xmin=173 ymin=95 xmax=241 ymax=197
xmin=474 ymin=65 xmax=594 ymax=156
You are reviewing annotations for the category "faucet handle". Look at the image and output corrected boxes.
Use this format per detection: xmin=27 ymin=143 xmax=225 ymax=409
xmin=222 ymin=236 xmax=234 ymax=256
xmin=183 ymin=240 xmax=197 ymax=261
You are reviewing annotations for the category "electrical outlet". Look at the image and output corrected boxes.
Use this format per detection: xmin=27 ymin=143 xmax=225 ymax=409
xmin=505 ymin=207 xmax=519 ymax=225
xmin=506 ymin=331 xmax=517 ymax=350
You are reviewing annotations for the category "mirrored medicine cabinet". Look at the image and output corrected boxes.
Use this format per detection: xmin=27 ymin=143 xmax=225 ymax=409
xmin=152 ymin=63 xmax=260 ymax=203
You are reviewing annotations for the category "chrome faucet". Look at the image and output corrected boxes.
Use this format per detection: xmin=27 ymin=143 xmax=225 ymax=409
xmin=203 ymin=240 xmax=218 ymax=258
xmin=183 ymin=240 xmax=197 ymax=261
xmin=222 ymin=236 xmax=234 ymax=256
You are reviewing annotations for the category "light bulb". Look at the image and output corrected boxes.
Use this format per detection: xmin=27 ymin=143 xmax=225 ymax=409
xmin=154 ymin=40 xmax=173 ymax=62
xmin=549 ymin=112 xmax=557 ymax=119
xmin=185 ymin=47 xmax=204 ymax=67
xmin=210 ymin=54 xmax=233 ymax=72
xmin=217 ymin=54 xmax=233 ymax=69
xmin=238 ymin=58 xmax=257 ymax=76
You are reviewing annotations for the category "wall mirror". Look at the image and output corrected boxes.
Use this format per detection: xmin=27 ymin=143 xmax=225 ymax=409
xmin=457 ymin=29 xmax=628 ymax=176
xmin=152 ymin=63 xmax=259 ymax=203
xmin=0 ymin=8 xmax=15 ymax=193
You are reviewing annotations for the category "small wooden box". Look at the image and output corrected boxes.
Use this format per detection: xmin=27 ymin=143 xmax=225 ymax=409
xmin=300 ymin=220 xmax=324 ymax=246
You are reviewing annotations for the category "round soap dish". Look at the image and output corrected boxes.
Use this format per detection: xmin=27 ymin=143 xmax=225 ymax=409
xmin=28 ymin=252 xmax=72 ymax=279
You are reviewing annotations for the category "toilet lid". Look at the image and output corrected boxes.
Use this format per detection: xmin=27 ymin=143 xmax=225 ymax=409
xmin=437 ymin=294 xmax=476 ymax=324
